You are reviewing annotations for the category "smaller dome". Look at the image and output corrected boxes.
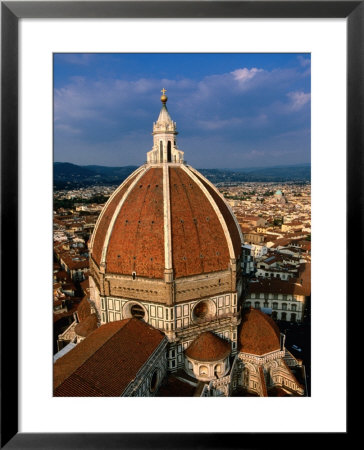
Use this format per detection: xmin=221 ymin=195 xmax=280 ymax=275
xmin=239 ymin=308 xmax=281 ymax=356
xmin=275 ymin=190 xmax=282 ymax=195
xmin=185 ymin=331 xmax=231 ymax=362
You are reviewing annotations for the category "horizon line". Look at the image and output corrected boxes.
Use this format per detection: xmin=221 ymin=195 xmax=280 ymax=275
xmin=54 ymin=161 xmax=311 ymax=170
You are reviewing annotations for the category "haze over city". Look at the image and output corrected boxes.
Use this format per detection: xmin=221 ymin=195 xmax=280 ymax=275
xmin=54 ymin=53 xmax=311 ymax=169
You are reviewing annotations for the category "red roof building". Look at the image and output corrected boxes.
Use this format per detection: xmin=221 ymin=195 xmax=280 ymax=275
xmin=54 ymin=318 xmax=166 ymax=397
xmin=239 ymin=308 xmax=281 ymax=356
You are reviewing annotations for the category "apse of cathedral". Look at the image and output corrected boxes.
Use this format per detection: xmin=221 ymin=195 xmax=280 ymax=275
xmin=53 ymin=91 xmax=305 ymax=397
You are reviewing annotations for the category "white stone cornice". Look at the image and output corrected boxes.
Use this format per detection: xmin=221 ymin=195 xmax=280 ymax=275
xmin=239 ymin=349 xmax=285 ymax=365
xmin=181 ymin=165 xmax=235 ymax=261
xmin=100 ymin=165 xmax=150 ymax=268
xmin=188 ymin=166 xmax=244 ymax=245
xmin=163 ymin=163 xmax=172 ymax=271
xmin=89 ymin=166 xmax=146 ymax=252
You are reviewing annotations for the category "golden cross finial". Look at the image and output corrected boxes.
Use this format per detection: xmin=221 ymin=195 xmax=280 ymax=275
xmin=161 ymin=88 xmax=167 ymax=95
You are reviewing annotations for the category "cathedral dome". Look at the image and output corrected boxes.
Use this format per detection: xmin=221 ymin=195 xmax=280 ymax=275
xmin=90 ymin=92 xmax=242 ymax=286
xmin=89 ymin=92 xmax=243 ymax=310
xmin=238 ymin=308 xmax=281 ymax=356
xmin=90 ymin=164 xmax=242 ymax=280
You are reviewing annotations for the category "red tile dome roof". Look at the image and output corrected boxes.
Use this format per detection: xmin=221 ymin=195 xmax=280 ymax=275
xmin=239 ymin=308 xmax=281 ymax=356
xmin=90 ymin=164 xmax=242 ymax=280
xmin=185 ymin=331 xmax=231 ymax=362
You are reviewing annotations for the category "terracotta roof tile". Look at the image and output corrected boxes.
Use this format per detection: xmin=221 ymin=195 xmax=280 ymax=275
xmin=248 ymin=279 xmax=308 ymax=296
xmin=77 ymin=296 xmax=91 ymax=322
xmin=239 ymin=308 xmax=281 ymax=356
xmin=170 ymin=168 xmax=231 ymax=277
xmin=54 ymin=318 xmax=165 ymax=396
xmin=74 ymin=313 xmax=98 ymax=337
xmin=185 ymin=331 xmax=231 ymax=362
xmin=92 ymin=171 xmax=140 ymax=265
xmin=90 ymin=165 xmax=242 ymax=281
xmin=192 ymin=170 xmax=242 ymax=260
xmin=106 ymin=168 xmax=165 ymax=278
xmin=80 ymin=278 xmax=89 ymax=294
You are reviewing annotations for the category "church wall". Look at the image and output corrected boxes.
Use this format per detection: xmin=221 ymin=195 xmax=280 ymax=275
xmin=106 ymin=275 xmax=171 ymax=305
xmin=174 ymin=270 xmax=234 ymax=303
xmin=88 ymin=275 xmax=101 ymax=322
xmin=97 ymin=289 xmax=240 ymax=373
xmin=122 ymin=338 xmax=168 ymax=397
xmin=232 ymin=351 xmax=305 ymax=396
xmin=184 ymin=355 xmax=230 ymax=381
xmin=91 ymin=254 xmax=239 ymax=307
xmin=168 ymin=323 xmax=238 ymax=372
xmin=267 ymin=359 xmax=304 ymax=395
xmin=106 ymin=269 xmax=235 ymax=305
xmin=90 ymin=257 xmax=103 ymax=292
xmin=98 ymin=291 xmax=238 ymax=334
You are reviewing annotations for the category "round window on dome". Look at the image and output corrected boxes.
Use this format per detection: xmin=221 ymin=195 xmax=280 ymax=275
xmin=194 ymin=301 xmax=208 ymax=318
xmin=123 ymin=301 xmax=148 ymax=322
xmin=130 ymin=304 xmax=145 ymax=320
xmin=193 ymin=300 xmax=216 ymax=321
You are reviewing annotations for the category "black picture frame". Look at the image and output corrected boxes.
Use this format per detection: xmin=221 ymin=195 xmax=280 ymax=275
xmin=1 ymin=1 xmax=358 ymax=448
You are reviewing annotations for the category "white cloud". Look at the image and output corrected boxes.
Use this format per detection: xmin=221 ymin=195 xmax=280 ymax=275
xmin=245 ymin=149 xmax=266 ymax=159
xmin=231 ymin=67 xmax=264 ymax=82
xmin=54 ymin=123 xmax=81 ymax=135
xmin=197 ymin=117 xmax=245 ymax=130
xmin=298 ymin=55 xmax=311 ymax=67
xmin=54 ymin=61 xmax=310 ymax=168
xmin=287 ymin=91 xmax=311 ymax=111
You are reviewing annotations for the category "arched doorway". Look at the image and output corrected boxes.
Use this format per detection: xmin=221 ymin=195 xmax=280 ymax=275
xmin=130 ymin=304 xmax=145 ymax=320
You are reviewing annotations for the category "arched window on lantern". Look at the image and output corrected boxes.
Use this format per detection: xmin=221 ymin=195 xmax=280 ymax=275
xmin=167 ymin=141 xmax=172 ymax=162
xmin=159 ymin=141 xmax=163 ymax=162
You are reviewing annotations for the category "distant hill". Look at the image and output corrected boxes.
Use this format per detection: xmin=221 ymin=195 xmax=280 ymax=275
xmin=54 ymin=163 xmax=138 ymax=189
xmin=198 ymin=164 xmax=311 ymax=184
xmin=54 ymin=162 xmax=310 ymax=189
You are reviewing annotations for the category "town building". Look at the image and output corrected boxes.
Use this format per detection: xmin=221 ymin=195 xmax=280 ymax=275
xmin=243 ymin=263 xmax=311 ymax=322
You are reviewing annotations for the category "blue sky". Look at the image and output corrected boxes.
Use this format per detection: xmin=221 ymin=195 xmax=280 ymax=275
xmin=54 ymin=53 xmax=310 ymax=169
